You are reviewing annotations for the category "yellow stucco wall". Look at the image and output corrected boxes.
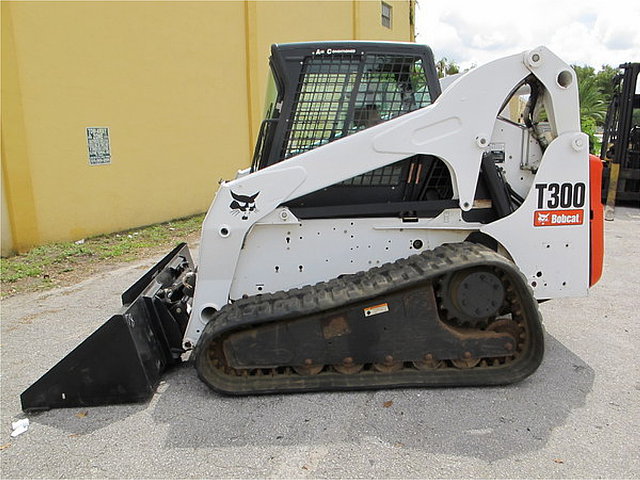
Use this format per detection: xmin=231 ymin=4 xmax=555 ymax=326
xmin=1 ymin=0 xmax=414 ymax=253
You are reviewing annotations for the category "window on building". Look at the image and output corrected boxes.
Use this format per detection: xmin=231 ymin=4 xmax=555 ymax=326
xmin=381 ymin=2 xmax=392 ymax=29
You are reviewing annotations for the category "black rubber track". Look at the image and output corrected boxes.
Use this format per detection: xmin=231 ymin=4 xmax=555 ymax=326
xmin=194 ymin=242 xmax=544 ymax=394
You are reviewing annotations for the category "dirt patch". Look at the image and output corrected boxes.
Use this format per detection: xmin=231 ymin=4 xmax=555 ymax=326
xmin=1 ymin=214 xmax=203 ymax=298
xmin=18 ymin=309 xmax=63 ymax=324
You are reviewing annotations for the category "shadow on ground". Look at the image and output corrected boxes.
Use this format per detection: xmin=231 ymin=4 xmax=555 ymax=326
xmin=145 ymin=333 xmax=592 ymax=462
xmin=23 ymin=403 xmax=148 ymax=436
xmin=26 ymin=331 xmax=592 ymax=461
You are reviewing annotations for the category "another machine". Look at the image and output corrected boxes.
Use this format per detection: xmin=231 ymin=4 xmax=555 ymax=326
xmin=601 ymin=62 xmax=640 ymax=219
xmin=21 ymin=42 xmax=604 ymax=411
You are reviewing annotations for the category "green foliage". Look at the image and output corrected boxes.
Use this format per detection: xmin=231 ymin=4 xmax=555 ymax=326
xmin=573 ymin=64 xmax=619 ymax=121
xmin=577 ymin=73 xmax=607 ymax=123
xmin=573 ymin=64 xmax=615 ymax=153
xmin=594 ymin=64 xmax=618 ymax=105
xmin=445 ymin=63 xmax=459 ymax=76
xmin=573 ymin=65 xmax=596 ymax=80
xmin=436 ymin=57 xmax=460 ymax=78
xmin=581 ymin=116 xmax=600 ymax=154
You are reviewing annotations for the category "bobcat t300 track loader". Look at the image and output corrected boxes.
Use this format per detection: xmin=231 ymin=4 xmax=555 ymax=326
xmin=21 ymin=42 xmax=604 ymax=411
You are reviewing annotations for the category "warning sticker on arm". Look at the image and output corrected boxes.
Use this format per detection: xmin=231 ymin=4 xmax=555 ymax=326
xmin=364 ymin=303 xmax=389 ymax=317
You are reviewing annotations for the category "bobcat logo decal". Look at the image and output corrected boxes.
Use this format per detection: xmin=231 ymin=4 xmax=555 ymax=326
xmin=229 ymin=190 xmax=259 ymax=220
xmin=537 ymin=212 xmax=550 ymax=224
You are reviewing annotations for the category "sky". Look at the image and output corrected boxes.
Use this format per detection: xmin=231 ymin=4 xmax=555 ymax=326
xmin=414 ymin=0 xmax=640 ymax=71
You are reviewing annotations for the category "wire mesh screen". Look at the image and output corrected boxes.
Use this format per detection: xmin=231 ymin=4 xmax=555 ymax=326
xmin=283 ymin=54 xmax=361 ymax=158
xmin=282 ymin=53 xmax=432 ymax=160
xmin=345 ymin=164 xmax=405 ymax=186
xmin=353 ymin=55 xmax=430 ymax=129
xmin=339 ymin=155 xmax=453 ymax=197
xmin=420 ymin=157 xmax=454 ymax=199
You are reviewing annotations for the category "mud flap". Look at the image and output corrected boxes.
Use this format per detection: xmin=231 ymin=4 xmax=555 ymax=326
xmin=21 ymin=243 xmax=195 ymax=412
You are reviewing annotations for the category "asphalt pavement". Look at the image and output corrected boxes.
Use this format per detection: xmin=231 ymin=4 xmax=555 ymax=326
xmin=1 ymin=207 xmax=639 ymax=479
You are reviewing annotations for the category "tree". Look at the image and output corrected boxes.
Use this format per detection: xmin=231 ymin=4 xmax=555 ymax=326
xmin=595 ymin=64 xmax=618 ymax=106
xmin=445 ymin=61 xmax=460 ymax=76
xmin=573 ymin=65 xmax=610 ymax=152
xmin=435 ymin=57 xmax=447 ymax=78
xmin=572 ymin=65 xmax=596 ymax=80
xmin=436 ymin=57 xmax=460 ymax=78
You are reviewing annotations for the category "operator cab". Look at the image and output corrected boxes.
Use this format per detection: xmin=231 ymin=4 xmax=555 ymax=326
xmin=250 ymin=42 xmax=460 ymax=220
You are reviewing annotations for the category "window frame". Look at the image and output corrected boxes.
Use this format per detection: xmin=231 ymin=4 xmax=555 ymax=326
xmin=381 ymin=2 xmax=392 ymax=29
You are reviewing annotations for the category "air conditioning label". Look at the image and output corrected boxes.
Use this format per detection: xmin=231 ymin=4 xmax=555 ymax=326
xmin=534 ymin=209 xmax=584 ymax=226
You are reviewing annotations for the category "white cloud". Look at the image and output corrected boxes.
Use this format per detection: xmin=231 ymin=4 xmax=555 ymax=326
xmin=415 ymin=0 xmax=640 ymax=70
xmin=595 ymin=9 xmax=640 ymax=52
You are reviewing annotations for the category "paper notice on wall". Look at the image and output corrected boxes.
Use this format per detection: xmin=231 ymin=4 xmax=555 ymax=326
xmin=86 ymin=127 xmax=111 ymax=165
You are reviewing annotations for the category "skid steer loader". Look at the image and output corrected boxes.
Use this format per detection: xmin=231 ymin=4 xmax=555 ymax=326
xmin=21 ymin=42 xmax=604 ymax=411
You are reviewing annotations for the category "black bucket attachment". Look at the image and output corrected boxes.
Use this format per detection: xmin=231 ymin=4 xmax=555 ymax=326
xmin=21 ymin=243 xmax=195 ymax=412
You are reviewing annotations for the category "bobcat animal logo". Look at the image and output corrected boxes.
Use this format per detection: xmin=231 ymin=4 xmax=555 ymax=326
xmin=537 ymin=212 xmax=550 ymax=224
xmin=229 ymin=190 xmax=260 ymax=220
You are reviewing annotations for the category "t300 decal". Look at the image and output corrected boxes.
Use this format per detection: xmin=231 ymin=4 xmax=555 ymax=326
xmin=535 ymin=182 xmax=586 ymax=209
xmin=533 ymin=182 xmax=586 ymax=227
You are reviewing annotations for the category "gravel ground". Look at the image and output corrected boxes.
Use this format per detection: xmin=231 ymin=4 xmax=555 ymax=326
xmin=1 ymin=207 xmax=638 ymax=479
